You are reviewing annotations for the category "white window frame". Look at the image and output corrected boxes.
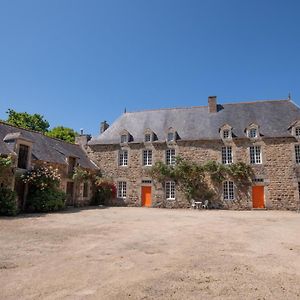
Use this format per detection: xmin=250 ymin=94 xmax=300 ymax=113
xmin=145 ymin=133 xmax=152 ymax=142
xmin=166 ymin=149 xmax=176 ymax=165
xmin=165 ymin=181 xmax=176 ymax=200
xmin=143 ymin=149 xmax=152 ymax=166
xmin=167 ymin=132 xmax=175 ymax=142
xmin=117 ymin=181 xmax=127 ymax=198
xmin=250 ymin=146 xmax=262 ymax=164
xmin=223 ymin=181 xmax=234 ymax=200
xmin=222 ymin=146 xmax=232 ymax=164
xmin=120 ymin=134 xmax=128 ymax=143
xmin=222 ymin=129 xmax=230 ymax=139
xmin=295 ymin=145 xmax=300 ymax=164
xmin=248 ymin=128 xmax=258 ymax=138
xmin=119 ymin=150 xmax=128 ymax=166
xmin=296 ymin=127 xmax=300 ymax=138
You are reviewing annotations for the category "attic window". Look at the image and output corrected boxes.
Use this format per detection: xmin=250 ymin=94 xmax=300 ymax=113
xmin=223 ymin=130 xmax=230 ymax=139
xmin=17 ymin=144 xmax=29 ymax=169
xmin=145 ymin=133 xmax=151 ymax=142
xmin=248 ymin=128 xmax=257 ymax=138
xmin=121 ymin=134 xmax=128 ymax=143
xmin=167 ymin=132 xmax=175 ymax=142
xmin=295 ymin=127 xmax=300 ymax=137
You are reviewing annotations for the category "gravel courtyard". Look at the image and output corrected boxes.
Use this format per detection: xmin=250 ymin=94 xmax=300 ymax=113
xmin=0 ymin=208 xmax=300 ymax=300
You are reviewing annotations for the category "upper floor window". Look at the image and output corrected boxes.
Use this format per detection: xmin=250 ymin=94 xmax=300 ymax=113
xmin=220 ymin=124 xmax=233 ymax=140
xmin=223 ymin=130 xmax=230 ymax=139
xmin=143 ymin=150 xmax=152 ymax=166
xmin=248 ymin=128 xmax=257 ymax=138
xmin=296 ymin=127 xmax=300 ymax=137
xmin=68 ymin=157 xmax=77 ymax=175
xmin=117 ymin=181 xmax=127 ymax=198
xmin=165 ymin=181 xmax=176 ymax=200
xmin=295 ymin=145 xmax=300 ymax=164
xmin=167 ymin=132 xmax=175 ymax=142
xmin=166 ymin=149 xmax=176 ymax=165
xmin=119 ymin=150 xmax=128 ymax=166
xmin=223 ymin=181 xmax=234 ymax=200
xmin=145 ymin=134 xmax=151 ymax=142
xmin=17 ymin=144 xmax=29 ymax=169
xmin=121 ymin=134 xmax=128 ymax=143
xmin=222 ymin=146 xmax=232 ymax=164
xmin=250 ymin=146 xmax=261 ymax=164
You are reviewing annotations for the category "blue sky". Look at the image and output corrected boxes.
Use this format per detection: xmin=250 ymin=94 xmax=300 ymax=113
xmin=0 ymin=0 xmax=300 ymax=136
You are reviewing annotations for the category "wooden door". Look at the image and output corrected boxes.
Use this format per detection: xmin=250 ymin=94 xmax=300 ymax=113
xmin=141 ymin=186 xmax=152 ymax=207
xmin=66 ymin=182 xmax=74 ymax=206
xmin=252 ymin=186 xmax=264 ymax=208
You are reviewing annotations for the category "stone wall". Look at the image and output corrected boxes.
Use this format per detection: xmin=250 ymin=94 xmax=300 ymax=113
xmin=87 ymin=137 xmax=300 ymax=210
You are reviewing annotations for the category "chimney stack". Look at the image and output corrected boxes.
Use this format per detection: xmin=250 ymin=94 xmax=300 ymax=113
xmin=100 ymin=121 xmax=109 ymax=134
xmin=208 ymin=96 xmax=217 ymax=113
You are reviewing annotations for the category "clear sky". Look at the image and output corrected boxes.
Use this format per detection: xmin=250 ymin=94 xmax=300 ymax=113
xmin=0 ymin=0 xmax=300 ymax=136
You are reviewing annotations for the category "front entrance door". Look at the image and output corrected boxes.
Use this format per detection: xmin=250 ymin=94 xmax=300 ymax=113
xmin=66 ymin=182 xmax=74 ymax=206
xmin=252 ymin=186 xmax=264 ymax=208
xmin=141 ymin=186 xmax=152 ymax=207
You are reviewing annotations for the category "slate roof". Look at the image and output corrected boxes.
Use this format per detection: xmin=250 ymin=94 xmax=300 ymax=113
xmin=89 ymin=99 xmax=300 ymax=145
xmin=0 ymin=122 xmax=97 ymax=169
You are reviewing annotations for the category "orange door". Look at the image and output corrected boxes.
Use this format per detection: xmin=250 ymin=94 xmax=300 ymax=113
xmin=252 ymin=186 xmax=264 ymax=208
xmin=141 ymin=186 xmax=152 ymax=207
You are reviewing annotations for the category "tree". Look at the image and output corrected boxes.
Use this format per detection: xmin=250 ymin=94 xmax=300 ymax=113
xmin=46 ymin=126 xmax=78 ymax=143
xmin=6 ymin=109 xmax=50 ymax=133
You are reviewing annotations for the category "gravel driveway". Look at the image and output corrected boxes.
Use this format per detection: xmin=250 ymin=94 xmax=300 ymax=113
xmin=0 ymin=207 xmax=300 ymax=299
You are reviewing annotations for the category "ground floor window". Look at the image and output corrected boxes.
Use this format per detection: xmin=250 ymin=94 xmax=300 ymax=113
xmin=165 ymin=181 xmax=176 ymax=200
xmin=117 ymin=181 xmax=127 ymax=198
xmin=83 ymin=182 xmax=89 ymax=197
xmin=223 ymin=181 xmax=234 ymax=200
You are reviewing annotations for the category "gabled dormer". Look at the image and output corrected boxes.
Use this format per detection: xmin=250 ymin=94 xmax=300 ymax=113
xmin=245 ymin=123 xmax=260 ymax=140
xmin=120 ymin=129 xmax=132 ymax=144
xmin=166 ymin=127 xmax=178 ymax=143
xmin=289 ymin=120 xmax=300 ymax=139
xmin=219 ymin=124 xmax=233 ymax=141
xmin=144 ymin=128 xmax=156 ymax=143
xmin=3 ymin=132 xmax=33 ymax=170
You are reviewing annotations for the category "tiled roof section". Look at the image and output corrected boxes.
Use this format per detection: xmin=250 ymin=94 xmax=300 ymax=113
xmin=89 ymin=99 xmax=300 ymax=145
xmin=0 ymin=122 xmax=97 ymax=169
xmin=0 ymin=142 xmax=13 ymax=156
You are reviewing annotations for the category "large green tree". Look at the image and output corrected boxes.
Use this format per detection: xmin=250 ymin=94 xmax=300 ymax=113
xmin=46 ymin=126 xmax=78 ymax=143
xmin=6 ymin=109 xmax=50 ymax=133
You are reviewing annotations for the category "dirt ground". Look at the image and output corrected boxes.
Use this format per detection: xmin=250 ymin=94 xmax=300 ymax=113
xmin=0 ymin=207 xmax=300 ymax=300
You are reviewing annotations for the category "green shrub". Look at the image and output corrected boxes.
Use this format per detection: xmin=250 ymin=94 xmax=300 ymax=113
xmin=0 ymin=187 xmax=18 ymax=216
xmin=27 ymin=188 xmax=66 ymax=212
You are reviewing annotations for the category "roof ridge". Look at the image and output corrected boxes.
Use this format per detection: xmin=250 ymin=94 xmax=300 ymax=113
xmin=0 ymin=121 xmax=80 ymax=147
xmin=222 ymin=98 xmax=289 ymax=105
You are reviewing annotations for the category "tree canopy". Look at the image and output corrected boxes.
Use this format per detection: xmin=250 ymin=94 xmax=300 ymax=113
xmin=6 ymin=109 xmax=50 ymax=133
xmin=46 ymin=126 xmax=78 ymax=143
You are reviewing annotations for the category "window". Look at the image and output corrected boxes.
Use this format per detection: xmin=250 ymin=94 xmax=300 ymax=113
xmin=17 ymin=144 xmax=29 ymax=169
xmin=295 ymin=145 xmax=300 ymax=164
xmin=167 ymin=132 xmax=175 ymax=142
xmin=222 ymin=146 xmax=232 ymax=164
xmin=250 ymin=146 xmax=261 ymax=164
xmin=165 ymin=181 xmax=175 ymax=200
xmin=121 ymin=134 xmax=128 ymax=143
xmin=223 ymin=130 xmax=230 ymax=139
xmin=296 ymin=127 xmax=300 ymax=137
xmin=298 ymin=182 xmax=300 ymax=199
xmin=223 ymin=181 xmax=234 ymax=200
xmin=143 ymin=150 xmax=152 ymax=166
xmin=145 ymin=134 xmax=151 ymax=142
xmin=117 ymin=181 xmax=127 ymax=198
xmin=248 ymin=128 xmax=257 ymax=138
xmin=83 ymin=182 xmax=89 ymax=197
xmin=68 ymin=157 xmax=76 ymax=175
xmin=119 ymin=150 xmax=128 ymax=166
xmin=166 ymin=149 xmax=176 ymax=165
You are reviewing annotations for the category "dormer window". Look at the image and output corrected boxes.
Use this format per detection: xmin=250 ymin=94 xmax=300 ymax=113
xmin=296 ymin=127 xmax=300 ymax=137
xmin=167 ymin=132 xmax=174 ymax=142
xmin=248 ymin=128 xmax=257 ymax=138
xmin=145 ymin=133 xmax=151 ymax=142
xmin=220 ymin=124 xmax=232 ymax=141
xmin=166 ymin=128 xmax=177 ymax=143
xmin=17 ymin=144 xmax=29 ymax=169
xmin=121 ymin=134 xmax=128 ymax=143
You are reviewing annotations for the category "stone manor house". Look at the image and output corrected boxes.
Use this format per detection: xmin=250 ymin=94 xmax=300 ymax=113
xmin=87 ymin=96 xmax=300 ymax=210
xmin=1 ymin=96 xmax=300 ymax=210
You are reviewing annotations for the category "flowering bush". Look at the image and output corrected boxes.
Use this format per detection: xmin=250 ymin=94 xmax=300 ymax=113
xmin=92 ymin=178 xmax=117 ymax=205
xmin=0 ymin=155 xmax=13 ymax=175
xmin=72 ymin=166 xmax=91 ymax=182
xmin=21 ymin=165 xmax=61 ymax=190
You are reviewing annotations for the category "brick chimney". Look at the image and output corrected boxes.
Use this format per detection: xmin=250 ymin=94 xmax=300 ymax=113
xmin=208 ymin=96 xmax=217 ymax=113
xmin=100 ymin=121 xmax=109 ymax=134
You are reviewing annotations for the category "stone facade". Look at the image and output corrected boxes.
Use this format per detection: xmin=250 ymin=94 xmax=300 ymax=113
xmin=87 ymin=136 xmax=300 ymax=210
